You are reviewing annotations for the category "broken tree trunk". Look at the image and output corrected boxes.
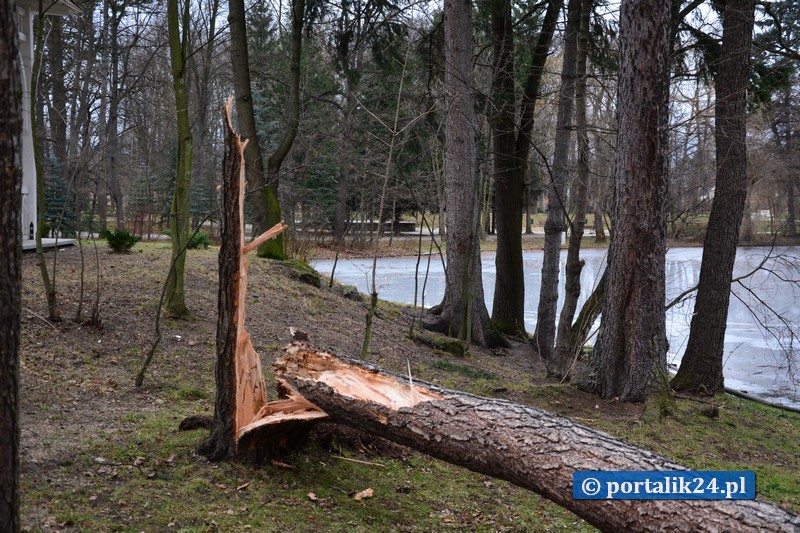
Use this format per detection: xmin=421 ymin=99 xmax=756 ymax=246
xmin=274 ymin=343 xmax=800 ymax=533
xmin=199 ymin=98 xmax=326 ymax=462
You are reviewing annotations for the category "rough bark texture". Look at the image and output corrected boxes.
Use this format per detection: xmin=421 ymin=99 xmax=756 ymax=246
xmin=200 ymin=99 xmax=314 ymax=461
xmin=551 ymin=0 xmax=592 ymax=378
xmin=490 ymin=0 xmax=562 ymax=336
xmin=489 ymin=0 xmax=525 ymax=336
xmin=1 ymin=1 xmax=22 ymax=527
xmin=672 ymin=0 xmax=755 ymax=394
xmin=580 ymin=0 xmax=671 ymax=402
xmin=424 ymin=0 xmax=497 ymax=347
xmin=228 ymin=0 xmax=284 ymax=259
xmin=275 ymin=344 xmax=800 ymax=533
xmin=534 ymin=0 xmax=581 ymax=358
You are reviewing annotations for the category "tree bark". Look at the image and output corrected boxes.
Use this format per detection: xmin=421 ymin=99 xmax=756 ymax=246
xmin=488 ymin=0 xmax=524 ymax=336
xmin=672 ymin=0 xmax=755 ymax=394
xmin=262 ymin=0 xmax=305 ymax=260
xmin=490 ymin=0 xmax=562 ymax=336
xmin=785 ymin=178 xmax=796 ymax=238
xmin=551 ymin=0 xmax=592 ymax=378
xmin=533 ymin=0 xmax=581 ymax=358
xmin=0 ymin=2 xmax=22 ymax=527
xmin=274 ymin=344 xmax=800 ymax=533
xmin=423 ymin=0 xmax=499 ymax=347
xmin=107 ymin=2 xmax=124 ymax=230
xmin=578 ymin=0 xmax=671 ymax=402
xmin=228 ymin=0 xmax=285 ymax=259
xmin=30 ymin=4 xmax=60 ymax=322
xmin=164 ymin=0 xmax=193 ymax=319
xmin=333 ymin=87 xmax=357 ymax=241
xmin=199 ymin=99 xmax=310 ymax=461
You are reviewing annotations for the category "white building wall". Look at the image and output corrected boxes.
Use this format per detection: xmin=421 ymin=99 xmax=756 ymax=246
xmin=18 ymin=4 xmax=37 ymax=243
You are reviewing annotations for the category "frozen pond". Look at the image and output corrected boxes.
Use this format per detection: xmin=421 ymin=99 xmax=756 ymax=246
xmin=314 ymin=247 xmax=800 ymax=409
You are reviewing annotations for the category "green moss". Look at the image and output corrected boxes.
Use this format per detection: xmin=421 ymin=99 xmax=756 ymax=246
xmin=411 ymin=327 xmax=469 ymax=357
xmin=284 ymin=258 xmax=321 ymax=287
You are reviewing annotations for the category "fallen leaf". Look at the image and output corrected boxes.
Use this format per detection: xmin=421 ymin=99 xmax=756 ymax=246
xmin=353 ymin=488 xmax=373 ymax=501
xmin=307 ymin=492 xmax=319 ymax=502
xmin=237 ymin=481 xmax=251 ymax=491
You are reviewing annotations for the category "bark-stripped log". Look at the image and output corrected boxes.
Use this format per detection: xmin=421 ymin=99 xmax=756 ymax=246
xmin=275 ymin=343 xmax=800 ymax=533
xmin=199 ymin=98 xmax=326 ymax=462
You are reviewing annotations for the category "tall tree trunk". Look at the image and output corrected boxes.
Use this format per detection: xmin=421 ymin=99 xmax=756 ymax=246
xmin=423 ymin=0 xmax=498 ymax=347
xmin=107 ymin=3 xmax=124 ymax=230
xmin=31 ymin=5 xmax=60 ymax=322
xmin=594 ymin=208 xmax=606 ymax=242
xmin=786 ymin=178 xmax=797 ymax=237
xmin=672 ymin=0 xmax=755 ymax=393
xmin=551 ymin=0 xmax=592 ymax=378
xmin=164 ymin=0 xmax=193 ymax=318
xmin=578 ymin=0 xmax=671 ymax=402
xmin=48 ymin=18 xmax=68 ymax=192
xmin=228 ymin=0 xmax=285 ymax=258
xmin=490 ymin=0 xmax=562 ymax=336
xmin=533 ymin=0 xmax=581 ymax=358
xmin=333 ymin=77 xmax=361 ymax=243
xmin=0 ymin=2 xmax=23 ymax=528
xmin=262 ymin=0 xmax=305 ymax=260
xmin=190 ymin=0 xmax=221 ymax=227
xmin=489 ymin=0 xmax=524 ymax=336
xmin=525 ymin=178 xmax=533 ymax=234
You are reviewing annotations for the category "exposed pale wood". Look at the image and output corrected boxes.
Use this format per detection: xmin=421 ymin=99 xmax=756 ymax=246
xmin=275 ymin=343 xmax=800 ymax=533
xmin=202 ymin=98 xmax=311 ymax=461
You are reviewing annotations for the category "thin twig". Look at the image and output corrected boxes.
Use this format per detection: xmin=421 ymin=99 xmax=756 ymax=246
xmin=332 ymin=455 xmax=385 ymax=467
xmin=22 ymin=307 xmax=59 ymax=331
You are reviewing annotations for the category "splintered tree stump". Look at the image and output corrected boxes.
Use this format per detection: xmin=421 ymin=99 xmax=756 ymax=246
xmin=273 ymin=343 xmax=800 ymax=533
xmin=199 ymin=98 xmax=326 ymax=462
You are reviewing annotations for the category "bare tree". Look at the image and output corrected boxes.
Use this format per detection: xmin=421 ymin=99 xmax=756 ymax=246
xmin=672 ymin=0 xmax=756 ymax=393
xmin=163 ymin=0 xmax=194 ymax=318
xmin=489 ymin=0 xmax=562 ymax=336
xmin=533 ymin=0 xmax=581 ymax=359
xmin=551 ymin=0 xmax=592 ymax=378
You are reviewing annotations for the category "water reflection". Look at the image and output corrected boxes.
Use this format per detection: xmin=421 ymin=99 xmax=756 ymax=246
xmin=314 ymin=247 xmax=800 ymax=408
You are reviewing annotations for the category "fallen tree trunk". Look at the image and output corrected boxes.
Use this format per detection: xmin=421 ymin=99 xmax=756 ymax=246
xmin=274 ymin=343 xmax=800 ymax=533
